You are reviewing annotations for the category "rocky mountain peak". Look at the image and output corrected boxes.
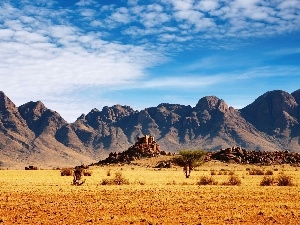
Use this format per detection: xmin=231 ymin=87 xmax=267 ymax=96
xmin=195 ymin=96 xmax=229 ymax=112
xmin=18 ymin=101 xmax=47 ymax=120
xmin=0 ymin=91 xmax=34 ymax=138
xmin=101 ymin=104 xmax=135 ymax=121
xmin=291 ymin=89 xmax=300 ymax=105
xmin=0 ymin=91 xmax=16 ymax=111
xmin=77 ymin=113 xmax=86 ymax=120
xmin=240 ymin=90 xmax=299 ymax=135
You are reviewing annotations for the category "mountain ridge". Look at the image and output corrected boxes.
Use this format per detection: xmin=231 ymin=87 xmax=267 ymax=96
xmin=1 ymin=89 xmax=300 ymax=168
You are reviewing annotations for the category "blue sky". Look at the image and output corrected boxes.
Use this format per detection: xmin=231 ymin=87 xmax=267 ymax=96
xmin=0 ymin=0 xmax=299 ymax=122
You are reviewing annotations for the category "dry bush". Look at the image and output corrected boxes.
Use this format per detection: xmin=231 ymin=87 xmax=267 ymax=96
xmin=249 ymin=168 xmax=264 ymax=175
xmin=101 ymin=172 xmax=129 ymax=185
xmin=197 ymin=176 xmax=218 ymax=185
xmin=83 ymin=170 xmax=92 ymax=176
xmin=277 ymin=174 xmax=294 ymax=186
xmin=222 ymin=175 xmax=241 ymax=186
xmin=265 ymin=170 xmax=274 ymax=175
xmin=60 ymin=168 xmax=74 ymax=176
xmin=260 ymin=176 xmax=275 ymax=186
xmin=101 ymin=178 xmax=112 ymax=185
xmin=228 ymin=170 xmax=235 ymax=175
xmin=136 ymin=180 xmax=145 ymax=185
xmin=166 ymin=180 xmax=177 ymax=185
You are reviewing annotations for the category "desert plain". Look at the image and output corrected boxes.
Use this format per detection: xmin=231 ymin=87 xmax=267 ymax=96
xmin=0 ymin=157 xmax=300 ymax=225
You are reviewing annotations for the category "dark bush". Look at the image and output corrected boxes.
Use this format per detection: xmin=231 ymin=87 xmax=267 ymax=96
xmin=277 ymin=174 xmax=294 ymax=186
xmin=265 ymin=170 xmax=274 ymax=175
xmin=61 ymin=168 xmax=73 ymax=176
xmin=249 ymin=168 xmax=264 ymax=175
xmin=197 ymin=176 xmax=218 ymax=185
xmin=83 ymin=170 xmax=92 ymax=176
xmin=260 ymin=176 xmax=275 ymax=186
xmin=210 ymin=170 xmax=216 ymax=175
xmin=107 ymin=169 xmax=111 ymax=176
xmin=223 ymin=175 xmax=241 ymax=186
xmin=228 ymin=171 xmax=235 ymax=175
xmin=101 ymin=172 xmax=129 ymax=185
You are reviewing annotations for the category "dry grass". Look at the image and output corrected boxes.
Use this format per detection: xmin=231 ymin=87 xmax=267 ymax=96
xmin=0 ymin=162 xmax=299 ymax=224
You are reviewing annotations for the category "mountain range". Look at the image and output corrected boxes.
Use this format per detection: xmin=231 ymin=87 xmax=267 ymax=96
xmin=1 ymin=89 xmax=300 ymax=168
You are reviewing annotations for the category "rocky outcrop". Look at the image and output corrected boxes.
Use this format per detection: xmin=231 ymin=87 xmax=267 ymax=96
xmin=95 ymin=135 xmax=163 ymax=164
xmin=209 ymin=147 xmax=300 ymax=165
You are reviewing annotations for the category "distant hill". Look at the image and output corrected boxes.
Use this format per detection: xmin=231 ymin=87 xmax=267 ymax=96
xmin=0 ymin=89 xmax=300 ymax=168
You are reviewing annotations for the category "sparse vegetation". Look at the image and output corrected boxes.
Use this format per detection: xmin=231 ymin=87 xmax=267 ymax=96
xmin=166 ymin=180 xmax=177 ymax=185
xmin=228 ymin=170 xmax=235 ymax=175
xmin=101 ymin=172 xmax=129 ymax=185
xmin=83 ymin=170 xmax=92 ymax=176
xmin=248 ymin=168 xmax=264 ymax=175
xmin=222 ymin=175 xmax=242 ymax=186
xmin=60 ymin=168 xmax=73 ymax=176
xmin=197 ymin=175 xmax=218 ymax=185
xmin=260 ymin=175 xmax=275 ymax=186
xmin=265 ymin=170 xmax=274 ymax=175
xmin=0 ymin=161 xmax=299 ymax=224
xmin=277 ymin=173 xmax=294 ymax=186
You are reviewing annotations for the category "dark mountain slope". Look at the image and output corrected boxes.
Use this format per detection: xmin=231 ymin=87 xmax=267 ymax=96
xmin=240 ymin=90 xmax=300 ymax=151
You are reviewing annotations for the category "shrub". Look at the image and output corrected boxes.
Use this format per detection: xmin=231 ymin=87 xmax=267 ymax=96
xmin=260 ymin=176 xmax=275 ymax=186
xmin=197 ymin=176 xmax=218 ymax=185
xmin=107 ymin=169 xmax=111 ymax=176
xmin=210 ymin=170 xmax=216 ymax=175
xmin=249 ymin=168 xmax=264 ymax=175
xmin=218 ymin=171 xmax=227 ymax=175
xmin=61 ymin=168 xmax=73 ymax=176
xmin=136 ymin=180 xmax=145 ymax=185
xmin=228 ymin=171 xmax=235 ymax=175
xmin=166 ymin=180 xmax=176 ymax=185
xmin=265 ymin=170 xmax=274 ymax=175
xmin=223 ymin=175 xmax=241 ymax=186
xmin=277 ymin=174 xmax=294 ymax=186
xmin=101 ymin=178 xmax=113 ymax=185
xmin=101 ymin=172 xmax=129 ymax=185
xmin=83 ymin=170 xmax=92 ymax=176
xmin=113 ymin=172 xmax=130 ymax=185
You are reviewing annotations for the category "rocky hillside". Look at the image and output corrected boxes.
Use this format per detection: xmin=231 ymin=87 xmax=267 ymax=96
xmin=0 ymin=89 xmax=300 ymax=168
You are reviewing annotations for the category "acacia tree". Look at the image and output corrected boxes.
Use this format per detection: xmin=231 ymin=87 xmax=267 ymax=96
xmin=176 ymin=150 xmax=206 ymax=178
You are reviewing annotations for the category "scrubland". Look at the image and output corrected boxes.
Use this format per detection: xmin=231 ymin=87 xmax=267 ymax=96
xmin=0 ymin=160 xmax=300 ymax=225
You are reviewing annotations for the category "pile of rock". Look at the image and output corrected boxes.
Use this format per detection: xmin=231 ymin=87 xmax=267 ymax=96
xmin=154 ymin=160 xmax=172 ymax=168
xmin=209 ymin=147 xmax=300 ymax=165
xmin=25 ymin=165 xmax=38 ymax=170
xmin=96 ymin=135 xmax=167 ymax=165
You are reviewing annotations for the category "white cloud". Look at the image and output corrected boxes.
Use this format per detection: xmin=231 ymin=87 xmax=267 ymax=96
xmin=76 ymin=0 xmax=97 ymax=7
xmin=195 ymin=0 xmax=219 ymax=12
xmin=171 ymin=0 xmax=194 ymax=11
xmin=0 ymin=0 xmax=300 ymax=122
xmin=0 ymin=2 xmax=166 ymax=122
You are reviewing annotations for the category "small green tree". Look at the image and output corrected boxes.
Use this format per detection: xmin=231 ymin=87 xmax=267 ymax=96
xmin=174 ymin=150 xmax=206 ymax=178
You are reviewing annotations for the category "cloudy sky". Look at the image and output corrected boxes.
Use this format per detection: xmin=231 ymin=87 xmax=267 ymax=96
xmin=0 ymin=0 xmax=299 ymax=122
